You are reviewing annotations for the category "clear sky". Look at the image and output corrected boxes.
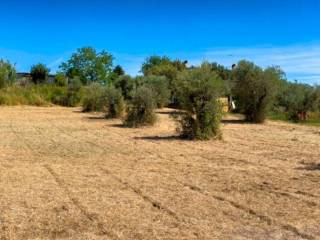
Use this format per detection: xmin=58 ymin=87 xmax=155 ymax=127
xmin=0 ymin=0 xmax=319 ymax=84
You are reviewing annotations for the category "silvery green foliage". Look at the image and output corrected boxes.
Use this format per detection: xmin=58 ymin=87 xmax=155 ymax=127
xmin=0 ymin=59 xmax=16 ymax=89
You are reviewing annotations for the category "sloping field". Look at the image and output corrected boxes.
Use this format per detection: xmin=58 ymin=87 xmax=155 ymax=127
xmin=0 ymin=106 xmax=319 ymax=240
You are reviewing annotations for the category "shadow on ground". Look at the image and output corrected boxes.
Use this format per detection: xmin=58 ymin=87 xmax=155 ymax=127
xmin=87 ymin=116 xmax=106 ymax=120
xmin=134 ymin=135 xmax=184 ymax=141
xmin=297 ymin=161 xmax=320 ymax=171
xmin=221 ymin=119 xmax=247 ymax=124
xmin=155 ymin=110 xmax=183 ymax=116
xmin=108 ymin=123 xmax=127 ymax=128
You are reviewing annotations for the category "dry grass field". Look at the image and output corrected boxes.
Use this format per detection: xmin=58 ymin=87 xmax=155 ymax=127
xmin=0 ymin=106 xmax=320 ymax=240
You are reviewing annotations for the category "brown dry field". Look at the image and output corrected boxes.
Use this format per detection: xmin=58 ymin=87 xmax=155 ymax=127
xmin=0 ymin=106 xmax=320 ymax=240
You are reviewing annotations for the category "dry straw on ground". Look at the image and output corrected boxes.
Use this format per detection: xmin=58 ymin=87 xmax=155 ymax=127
xmin=0 ymin=106 xmax=319 ymax=239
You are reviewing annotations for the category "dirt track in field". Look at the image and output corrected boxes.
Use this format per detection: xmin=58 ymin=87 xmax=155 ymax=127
xmin=0 ymin=106 xmax=319 ymax=240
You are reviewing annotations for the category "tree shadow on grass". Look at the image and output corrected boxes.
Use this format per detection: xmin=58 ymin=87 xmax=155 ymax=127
xmin=109 ymin=123 xmax=127 ymax=128
xmin=134 ymin=135 xmax=186 ymax=141
xmin=87 ymin=116 xmax=106 ymax=120
xmin=155 ymin=110 xmax=183 ymax=116
xmin=297 ymin=161 xmax=320 ymax=171
xmin=221 ymin=119 xmax=247 ymax=124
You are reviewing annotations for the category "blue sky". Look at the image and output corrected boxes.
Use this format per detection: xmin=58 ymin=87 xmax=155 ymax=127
xmin=0 ymin=0 xmax=319 ymax=84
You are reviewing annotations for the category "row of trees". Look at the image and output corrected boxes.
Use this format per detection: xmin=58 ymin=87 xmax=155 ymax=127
xmin=1 ymin=46 xmax=320 ymax=140
xmin=79 ymin=63 xmax=224 ymax=139
xmin=274 ymin=80 xmax=320 ymax=121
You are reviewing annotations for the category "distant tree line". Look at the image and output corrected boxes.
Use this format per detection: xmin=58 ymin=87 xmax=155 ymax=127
xmin=1 ymin=46 xmax=320 ymax=140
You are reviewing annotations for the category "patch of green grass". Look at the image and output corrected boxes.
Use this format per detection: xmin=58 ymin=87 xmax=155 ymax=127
xmin=299 ymin=119 xmax=320 ymax=126
xmin=268 ymin=112 xmax=288 ymax=121
xmin=268 ymin=111 xmax=320 ymax=126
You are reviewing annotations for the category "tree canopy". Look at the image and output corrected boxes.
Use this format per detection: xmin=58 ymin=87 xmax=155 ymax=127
xmin=232 ymin=60 xmax=283 ymax=123
xmin=141 ymin=56 xmax=187 ymax=80
xmin=275 ymin=80 xmax=319 ymax=121
xmin=60 ymin=47 xmax=113 ymax=85
xmin=174 ymin=62 xmax=225 ymax=139
xmin=30 ymin=63 xmax=50 ymax=84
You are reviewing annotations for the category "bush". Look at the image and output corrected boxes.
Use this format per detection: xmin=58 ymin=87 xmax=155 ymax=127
xmin=142 ymin=75 xmax=170 ymax=108
xmin=0 ymin=60 xmax=16 ymax=89
xmin=311 ymin=86 xmax=320 ymax=112
xmin=232 ymin=61 xmax=281 ymax=123
xmin=64 ymin=77 xmax=83 ymax=107
xmin=55 ymin=73 xmax=68 ymax=86
xmin=124 ymin=86 xmax=157 ymax=127
xmin=177 ymin=101 xmax=222 ymax=140
xmin=0 ymin=81 xmax=84 ymax=107
xmin=275 ymin=81 xmax=316 ymax=122
xmin=114 ymin=75 xmax=134 ymax=100
xmin=141 ymin=56 xmax=188 ymax=106
xmin=50 ymin=87 xmax=68 ymax=105
xmin=104 ymin=86 xmax=125 ymax=118
xmin=82 ymin=83 xmax=106 ymax=112
xmin=30 ymin=63 xmax=50 ymax=84
xmin=174 ymin=63 xmax=224 ymax=140
xmin=0 ymin=84 xmax=67 ymax=106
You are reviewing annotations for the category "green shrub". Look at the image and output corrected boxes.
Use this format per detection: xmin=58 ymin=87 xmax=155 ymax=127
xmin=0 ymin=85 xmax=48 ymax=106
xmin=30 ymin=63 xmax=50 ymax=84
xmin=312 ymin=86 xmax=320 ymax=112
xmin=232 ymin=61 xmax=282 ymax=123
xmin=114 ymin=75 xmax=134 ymax=100
xmin=82 ymin=83 xmax=106 ymax=112
xmin=55 ymin=73 xmax=68 ymax=86
xmin=174 ymin=63 xmax=224 ymax=140
xmin=0 ymin=95 xmax=6 ymax=105
xmin=275 ymin=81 xmax=316 ymax=122
xmin=124 ymin=86 xmax=157 ymax=127
xmin=104 ymin=86 xmax=125 ymax=118
xmin=142 ymin=75 xmax=170 ymax=108
xmin=49 ymin=87 xmax=68 ymax=106
xmin=0 ymin=60 xmax=16 ymax=89
xmin=0 ymin=83 xmax=83 ymax=107
xmin=141 ymin=56 xmax=188 ymax=106
xmin=63 ymin=78 xmax=83 ymax=107
xmin=177 ymin=101 xmax=222 ymax=140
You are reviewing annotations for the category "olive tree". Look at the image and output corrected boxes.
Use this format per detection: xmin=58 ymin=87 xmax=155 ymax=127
xmin=124 ymin=86 xmax=157 ymax=127
xmin=141 ymin=56 xmax=188 ymax=106
xmin=232 ymin=60 xmax=281 ymax=123
xmin=276 ymin=81 xmax=317 ymax=121
xmin=114 ymin=75 xmax=134 ymax=100
xmin=141 ymin=75 xmax=170 ymax=108
xmin=175 ymin=62 xmax=225 ymax=140
xmin=312 ymin=86 xmax=320 ymax=112
xmin=0 ymin=59 xmax=16 ymax=88
xmin=104 ymin=86 xmax=125 ymax=119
